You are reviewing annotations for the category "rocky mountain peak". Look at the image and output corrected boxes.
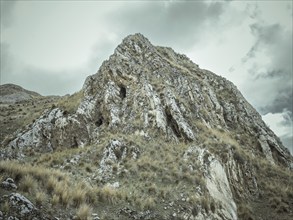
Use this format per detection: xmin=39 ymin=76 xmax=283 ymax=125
xmin=3 ymin=34 xmax=292 ymax=166
xmin=1 ymin=34 xmax=292 ymax=220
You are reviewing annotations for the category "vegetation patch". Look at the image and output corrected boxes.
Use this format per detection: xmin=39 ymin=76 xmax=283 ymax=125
xmin=56 ymin=90 xmax=83 ymax=114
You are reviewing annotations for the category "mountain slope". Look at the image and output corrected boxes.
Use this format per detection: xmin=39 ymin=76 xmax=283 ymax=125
xmin=0 ymin=34 xmax=292 ymax=220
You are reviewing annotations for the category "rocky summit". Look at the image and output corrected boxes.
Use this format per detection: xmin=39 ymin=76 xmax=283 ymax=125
xmin=0 ymin=33 xmax=292 ymax=220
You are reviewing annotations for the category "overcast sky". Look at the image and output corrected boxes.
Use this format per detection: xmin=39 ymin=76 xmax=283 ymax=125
xmin=0 ymin=0 xmax=292 ymax=153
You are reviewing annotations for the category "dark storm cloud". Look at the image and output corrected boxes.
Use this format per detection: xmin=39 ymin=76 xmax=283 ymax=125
xmin=110 ymin=1 xmax=227 ymax=48
xmin=0 ymin=0 xmax=17 ymax=28
xmin=244 ymin=22 xmax=292 ymax=115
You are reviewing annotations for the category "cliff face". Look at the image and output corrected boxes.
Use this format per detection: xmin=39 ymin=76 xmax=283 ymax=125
xmin=1 ymin=34 xmax=292 ymax=220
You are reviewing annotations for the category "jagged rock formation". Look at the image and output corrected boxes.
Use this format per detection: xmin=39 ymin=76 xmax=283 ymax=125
xmin=1 ymin=34 xmax=292 ymax=220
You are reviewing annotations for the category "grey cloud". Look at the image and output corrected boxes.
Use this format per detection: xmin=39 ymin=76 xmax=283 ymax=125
xmin=164 ymin=1 xmax=224 ymax=26
xmin=109 ymin=1 xmax=227 ymax=49
xmin=3 ymin=65 xmax=85 ymax=96
xmin=255 ymin=69 xmax=283 ymax=79
xmin=1 ymin=55 xmax=91 ymax=96
xmin=280 ymin=134 xmax=293 ymax=155
xmin=1 ymin=35 xmax=115 ymax=96
xmin=256 ymin=69 xmax=292 ymax=114
xmin=0 ymin=0 xmax=17 ymax=28
xmin=1 ymin=37 xmax=117 ymax=96
xmin=244 ymin=22 xmax=292 ymax=115
xmin=1 ymin=43 xmax=87 ymax=96
xmin=243 ymin=23 xmax=283 ymax=62
xmin=245 ymin=2 xmax=261 ymax=19
xmin=242 ymin=44 xmax=258 ymax=62
xmin=250 ymin=23 xmax=282 ymax=44
xmin=0 ymin=43 xmax=14 ymax=80
xmin=261 ymin=88 xmax=293 ymax=114
xmin=248 ymin=23 xmax=292 ymax=76
xmin=88 ymin=38 xmax=120 ymax=74
xmin=0 ymin=1 xmax=231 ymax=95
xmin=279 ymin=111 xmax=292 ymax=127
xmin=0 ymin=43 xmax=26 ymax=86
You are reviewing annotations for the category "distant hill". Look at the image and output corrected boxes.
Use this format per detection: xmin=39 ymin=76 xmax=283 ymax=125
xmin=0 ymin=84 xmax=42 ymax=103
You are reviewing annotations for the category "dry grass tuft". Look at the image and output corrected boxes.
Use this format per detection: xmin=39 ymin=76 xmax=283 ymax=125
xmin=98 ymin=185 xmax=119 ymax=204
xmin=59 ymin=188 xmax=71 ymax=207
xmin=76 ymin=203 xmax=92 ymax=220
xmin=19 ymin=175 xmax=36 ymax=193
xmin=142 ymin=196 xmax=156 ymax=210
xmin=46 ymin=176 xmax=58 ymax=194
xmin=52 ymin=194 xmax=60 ymax=206
xmin=72 ymin=186 xmax=86 ymax=207
xmin=1 ymin=200 xmax=10 ymax=213
xmin=35 ymin=191 xmax=47 ymax=206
